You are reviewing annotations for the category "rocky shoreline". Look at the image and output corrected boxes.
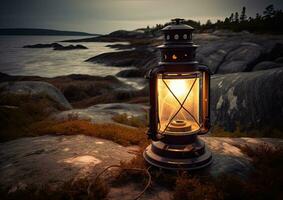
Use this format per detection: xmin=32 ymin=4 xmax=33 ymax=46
xmin=1 ymin=64 xmax=283 ymax=132
xmin=2 ymin=30 xmax=283 ymax=132
xmin=1 ymin=30 xmax=283 ymax=199
xmin=69 ymin=30 xmax=283 ymax=77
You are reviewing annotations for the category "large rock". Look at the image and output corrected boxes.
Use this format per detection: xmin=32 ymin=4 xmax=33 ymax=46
xmin=0 ymin=73 xmax=137 ymax=107
xmin=196 ymin=41 xmax=238 ymax=73
xmin=252 ymin=61 xmax=282 ymax=71
xmin=211 ymin=67 xmax=283 ymax=130
xmin=116 ymin=69 xmax=143 ymax=78
xmin=0 ymin=135 xmax=136 ymax=189
xmin=0 ymin=81 xmax=72 ymax=109
xmin=23 ymin=43 xmax=62 ymax=48
xmin=201 ymin=137 xmax=283 ymax=177
xmin=53 ymin=44 xmax=87 ymax=50
xmin=217 ymin=43 xmax=263 ymax=74
xmin=85 ymin=49 xmax=153 ymax=68
xmin=23 ymin=43 xmax=87 ymax=50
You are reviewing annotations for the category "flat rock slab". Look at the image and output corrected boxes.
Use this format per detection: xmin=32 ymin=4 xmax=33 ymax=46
xmin=104 ymin=136 xmax=283 ymax=200
xmin=1 ymin=135 xmax=283 ymax=199
xmin=201 ymin=137 xmax=283 ymax=177
xmin=0 ymin=135 xmax=136 ymax=190
xmin=55 ymin=103 xmax=148 ymax=124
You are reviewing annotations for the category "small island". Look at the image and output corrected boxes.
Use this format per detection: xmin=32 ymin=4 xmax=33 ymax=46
xmin=23 ymin=43 xmax=88 ymax=50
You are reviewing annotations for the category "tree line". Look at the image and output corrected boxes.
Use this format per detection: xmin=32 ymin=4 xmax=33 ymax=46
xmin=144 ymin=4 xmax=283 ymax=35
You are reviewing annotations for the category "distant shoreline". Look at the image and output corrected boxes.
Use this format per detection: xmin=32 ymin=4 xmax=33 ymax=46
xmin=0 ymin=28 xmax=100 ymax=36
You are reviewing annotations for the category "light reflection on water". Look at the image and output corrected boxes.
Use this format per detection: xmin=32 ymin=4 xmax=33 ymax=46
xmin=0 ymin=36 xmax=145 ymax=89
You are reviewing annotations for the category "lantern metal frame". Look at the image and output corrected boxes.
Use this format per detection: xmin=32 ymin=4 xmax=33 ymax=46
xmin=143 ymin=18 xmax=212 ymax=170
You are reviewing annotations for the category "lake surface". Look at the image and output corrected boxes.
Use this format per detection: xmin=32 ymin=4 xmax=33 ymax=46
xmin=0 ymin=36 xmax=144 ymax=89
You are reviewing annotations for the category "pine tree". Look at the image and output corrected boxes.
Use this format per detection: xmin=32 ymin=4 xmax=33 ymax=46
xmin=263 ymin=4 xmax=275 ymax=18
xmin=240 ymin=6 xmax=247 ymax=22
xmin=235 ymin=12 xmax=239 ymax=23
xmin=206 ymin=19 xmax=212 ymax=26
xmin=229 ymin=13 xmax=234 ymax=22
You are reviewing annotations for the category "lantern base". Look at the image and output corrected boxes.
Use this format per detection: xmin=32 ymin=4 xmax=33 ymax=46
xmin=143 ymin=136 xmax=212 ymax=170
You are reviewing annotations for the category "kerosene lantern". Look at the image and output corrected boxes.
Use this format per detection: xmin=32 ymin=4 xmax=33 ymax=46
xmin=143 ymin=18 xmax=212 ymax=170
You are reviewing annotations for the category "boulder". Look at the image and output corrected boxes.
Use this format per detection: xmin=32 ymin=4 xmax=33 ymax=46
xmin=0 ymin=81 xmax=72 ymax=109
xmin=116 ymin=69 xmax=143 ymax=78
xmin=252 ymin=61 xmax=282 ymax=71
xmin=85 ymin=49 xmax=153 ymax=68
xmin=23 ymin=43 xmax=87 ymax=50
xmin=268 ymin=43 xmax=283 ymax=60
xmin=106 ymin=43 xmax=134 ymax=50
xmin=211 ymin=67 xmax=283 ymax=131
xmin=217 ymin=43 xmax=263 ymax=73
xmin=275 ymin=57 xmax=283 ymax=63
xmin=198 ymin=49 xmax=227 ymax=74
xmin=53 ymin=44 xmax=88 ymax=50
xmin=0 ymin=73 xmax=143 ymax=108
xmin=23 ymin=43 xmax=61 ymax=48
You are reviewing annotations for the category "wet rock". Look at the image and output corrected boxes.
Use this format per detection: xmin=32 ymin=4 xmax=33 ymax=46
xmin=0 ymin=73 xmax=144 ymax=108
xmin=85 ymin=49 xmax=152 ymax=68
xmin=0 ymin=81 xmax=72 ymax=109
xmin=116 ymin=69 xmax=143 ymax=77
xmin=211 ymin=67 xmax=283 ymax=131
xmin=23 ymin=43 xmax=61 ymax=48
xmin=53 ymin=44 xmax=87 ymax=50
xmin=252 ymin=61 xmax=282 ymax=71
xmin=23 ymin=43 xmax=87 ymax=50
xmin=106 ymin=43 xmax=134 ymax=50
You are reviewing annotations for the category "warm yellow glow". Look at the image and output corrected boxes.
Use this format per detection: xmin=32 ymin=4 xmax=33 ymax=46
xmin=172 ymin=54 xmax=177 ymax=60
xmin=157 ymin=73 xmax=200 ymax=135
xmin=167 ymin=79 xmax=187 ymax=99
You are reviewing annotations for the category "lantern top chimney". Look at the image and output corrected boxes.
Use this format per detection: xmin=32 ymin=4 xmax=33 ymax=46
xmin=162 ymin=18 xmax=194 ymax=32
xmin=158 ymin=18 xmax=198 ymax=64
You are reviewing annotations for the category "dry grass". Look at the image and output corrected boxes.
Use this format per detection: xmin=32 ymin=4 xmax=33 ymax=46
xmin=172 ymin=144 xmax=283 ymax=200
xmin=210 ymin=124 xmax=283 ymax=138
xmin=31 ymin=119 xmax=148 ymax=147
xmin=173 ymin=173 xmax=223 ymax=200
xmin=0 ymin=176 xmax=109 ymax=200
xmin=113 ymin=143 xmax=283 ymax=200
xmin=0 ymin=93 xmax=65 ymax=142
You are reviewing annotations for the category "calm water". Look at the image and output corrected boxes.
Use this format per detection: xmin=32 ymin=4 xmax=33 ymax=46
xmin=0 ymin=36 xmax=144 ymax=89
